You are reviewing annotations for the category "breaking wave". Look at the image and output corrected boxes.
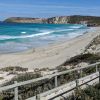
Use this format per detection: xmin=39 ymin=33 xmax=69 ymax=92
xmin=70 ymin=25 xmax=83 ymax=29
xmin=0 ymin=31 xmax=54 ymax=40
xmin=0 ymin=29 xmax=75 ymax=40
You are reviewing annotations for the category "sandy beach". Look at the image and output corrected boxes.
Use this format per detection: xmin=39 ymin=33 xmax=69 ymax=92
xmin=0 ymin=27 xmax=100 ymax=69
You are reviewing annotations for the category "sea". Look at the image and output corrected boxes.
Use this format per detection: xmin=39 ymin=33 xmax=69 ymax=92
xmin=0 ymin=22 xmax=88 ymax=53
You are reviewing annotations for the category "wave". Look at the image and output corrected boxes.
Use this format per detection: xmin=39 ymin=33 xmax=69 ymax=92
xmin=56 ymin=29 xmax=74 ymax=32
xmin=70 ymin=25 xmax=83 ymax=29
xmin=0 ymin=31 xmax=54 ymax=40
xmin=67 ymin=30 xmax=86 ymax=38
xmin=0 ymin=29 xmax=75 ymax=40
xmin=0 ymin=27 xmax=85 ymax=41
xmin=21 ymin=32 xmax=27 ymax=34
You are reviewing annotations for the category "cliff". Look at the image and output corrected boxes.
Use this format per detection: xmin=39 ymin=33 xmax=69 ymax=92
xmin=4 ymin=15 xmax=100 ymax=26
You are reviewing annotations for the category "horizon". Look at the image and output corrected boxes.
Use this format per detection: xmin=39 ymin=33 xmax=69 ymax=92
xmin=2 ymin=15 xmax=100 ymax=21
xmin=0 ymin=0 xmax=100 ymax=21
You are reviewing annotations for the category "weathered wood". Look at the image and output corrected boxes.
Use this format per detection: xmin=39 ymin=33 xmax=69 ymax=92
xmin=99 ymin=67 xmax=100 ymax=84
xmin=14 ymin=81 xmax=18 ymax=100
xmin=96 ymin=65 xmax=98 ymax=72
xmin=55 ymin=76 xmax=58 ymax=87
xmin=80 ymin=69 xmax=83 ymax=77
xmin=27 ymin=72 xmax=99 ymax=100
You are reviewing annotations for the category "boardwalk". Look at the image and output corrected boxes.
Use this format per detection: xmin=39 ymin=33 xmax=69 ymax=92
xmin=0 ymin=62 xmax=100 ymax=100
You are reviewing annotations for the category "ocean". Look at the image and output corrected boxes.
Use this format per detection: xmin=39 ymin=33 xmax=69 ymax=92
xmin=0 ymin=23 xmax=88 ymax=53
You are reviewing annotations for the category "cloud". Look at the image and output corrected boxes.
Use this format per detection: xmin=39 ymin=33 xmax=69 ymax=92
xmin=0 ymin=2 xmax=99 ymax=10
xmin=0 ymin=2 xmax=100 ymax=20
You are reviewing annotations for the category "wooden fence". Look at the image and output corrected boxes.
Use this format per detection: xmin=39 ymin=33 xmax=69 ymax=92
xmin=0 ymin=62 xmax=100 ymax=100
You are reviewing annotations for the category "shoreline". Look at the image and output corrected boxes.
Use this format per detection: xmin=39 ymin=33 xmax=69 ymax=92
xmin=0 ymin=27 xmax=100 ymax=69
xmin=0 ymin=29 xmax=88 ymax=55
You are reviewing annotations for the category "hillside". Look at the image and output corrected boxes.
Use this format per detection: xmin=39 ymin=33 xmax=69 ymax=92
xmin=4 ymin=15 xmax=100 ymax=26
xmin=4 ymin=17 xmax=47 ymax=23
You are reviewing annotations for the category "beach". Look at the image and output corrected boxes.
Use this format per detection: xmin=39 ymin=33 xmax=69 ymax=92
xmin=0 ymin=27 xmax=100 ymax=69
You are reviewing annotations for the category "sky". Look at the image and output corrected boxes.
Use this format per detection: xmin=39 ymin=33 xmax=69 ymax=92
xmin=0 ymin=0 xmax=100 ymax=20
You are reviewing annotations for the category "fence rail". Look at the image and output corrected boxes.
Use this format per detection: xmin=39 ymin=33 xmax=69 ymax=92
xmin=0 ymin=62 xmax=100 ymax=100
xmin=38 ymin=73 xmax=99 ymax=100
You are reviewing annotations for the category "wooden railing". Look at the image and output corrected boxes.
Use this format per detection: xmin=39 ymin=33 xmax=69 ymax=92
xmin=0 ymin=62 xmax=100 ymax=100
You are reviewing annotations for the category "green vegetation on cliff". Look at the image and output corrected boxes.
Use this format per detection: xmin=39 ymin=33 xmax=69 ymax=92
xmin=4 ymin=15 xmax=100 ymax=26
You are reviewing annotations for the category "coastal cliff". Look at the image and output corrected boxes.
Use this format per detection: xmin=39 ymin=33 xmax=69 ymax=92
xmin=4 ymin=15 xmax=100 ymax=26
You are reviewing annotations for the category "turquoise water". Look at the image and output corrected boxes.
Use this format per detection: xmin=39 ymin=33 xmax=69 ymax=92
xmin=0 ymin=23 xmax=88 ymax=53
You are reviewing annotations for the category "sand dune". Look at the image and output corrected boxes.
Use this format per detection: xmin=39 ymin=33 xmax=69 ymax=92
xmin=0 ymin=27 xmax=100 ymax=69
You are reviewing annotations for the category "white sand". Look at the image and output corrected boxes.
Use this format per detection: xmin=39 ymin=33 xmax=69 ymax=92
xmin=0 ymin=72 xmax=15 ymax=85
xmin=0 ymin=27 xmax=100 ymax=69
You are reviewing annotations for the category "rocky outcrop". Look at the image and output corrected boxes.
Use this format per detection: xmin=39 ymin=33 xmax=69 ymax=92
xmin=47 ymin=16 xmax=70 ymax=24
xmin=4 ymin=15 xmax=100 ymax=26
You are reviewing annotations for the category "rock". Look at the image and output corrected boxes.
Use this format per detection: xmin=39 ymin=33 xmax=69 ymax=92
xmin=75 ymin=62 xmax=89 ymax=68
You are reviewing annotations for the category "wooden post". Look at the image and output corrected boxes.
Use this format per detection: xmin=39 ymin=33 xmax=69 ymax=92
xmin=80 ymin=69 xmax=83 ymax=78
xmin=36 ymin=94 xmax=40 ymax=100
xmin=55 ymin=76 xmax=58 ymax=87
xmin=36 ymin=89 xmax=40 ymax=100
xmin=14 ymin=81 xmax=18 ymax=100
xmin=75 ymin=71 xmax=79 ymax=95
xmin=75 ymin=79 xmax=79 ymax=93
xmin=96 ymin=65 xmax=98 ymax=72
xmin=99 ymin=68 xmax=100 ymax=84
